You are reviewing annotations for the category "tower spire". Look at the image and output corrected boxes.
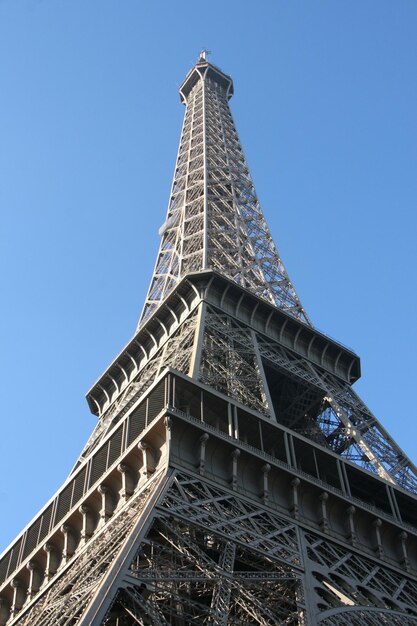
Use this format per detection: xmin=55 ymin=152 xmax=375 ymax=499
xmin=139 ymin=56 xmax=311 ymax=329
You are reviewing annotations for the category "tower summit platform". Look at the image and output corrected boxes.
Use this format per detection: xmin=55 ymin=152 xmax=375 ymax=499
xmin=179 ymin=50 xmax=234 ymax=102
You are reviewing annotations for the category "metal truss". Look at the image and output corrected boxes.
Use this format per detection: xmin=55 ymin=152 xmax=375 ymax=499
xmin=139 ymin=55 xmax=310 ymax=327
xmin=209 ymin=541 xmax=236 ymax=625
xmin=10 ymin=475 xmax=165 ymax=626
xmin=200 ymin=304 xmax=417 ymax=492
xmin=320 ymin=613 xmax=417 ymax=626
xmin=94 ymin=471 xmax=417 ymax=624
xmin=201 ymin=307 xmax=270 ymax=416
xmin=257 ymin=333 xmax=417 ymax=491
xmin=157 ymin=472 xmax=301 ymax=569
xmin=104 ymin=470 xmax=304 ymax=625
xmin=303 ymin=530 xmax=417 ymax=624
xmin=4 ymin=461 xmax=417 ymax=625
xmin=78 ymin=307 xmax=198 ymax=462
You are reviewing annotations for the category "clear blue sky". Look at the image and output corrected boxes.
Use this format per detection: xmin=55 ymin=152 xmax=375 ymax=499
xmin=1 ymin=1 xmax=416 ymax=553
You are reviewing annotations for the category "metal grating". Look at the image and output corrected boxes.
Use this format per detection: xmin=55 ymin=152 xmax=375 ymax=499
xmin=6 ymin=537 xmax=22 ymax=579
xmin=89 ymin=444 xmax=109 ymax=488
xmin=38 ymin=504 xmax=53 ymax=543
xmin=55 ymin=482 xmax=74 ymax=526
xmin=71 ymin=465 xmax=87 ymax=508
xmin=147 ymin=381 xmax=165 ymax=424
xmin=108 ymin=427 xmax=123 ymax=468
xmin=0 ymin=553 xmax=10 ymax=586
xmin=127 ymin=403 xmax=147 ymax=445
xmin=21 ymin=516 xmax=42 ymax=561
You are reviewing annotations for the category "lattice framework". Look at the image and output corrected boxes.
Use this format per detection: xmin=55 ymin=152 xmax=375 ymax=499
xmin=140 ymin=57 xmax=310 ymax=327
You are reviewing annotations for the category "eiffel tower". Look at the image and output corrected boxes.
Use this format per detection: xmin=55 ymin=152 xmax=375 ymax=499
xmin=1 ymin=51 xmax=417 ymax=626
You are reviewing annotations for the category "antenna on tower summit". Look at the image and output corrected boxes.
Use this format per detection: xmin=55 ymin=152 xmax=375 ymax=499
xmin=199 ymin=48 xmax=211 ymax=61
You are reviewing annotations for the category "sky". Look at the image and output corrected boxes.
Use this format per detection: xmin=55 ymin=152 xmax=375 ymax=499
xmin=0 ymin=0 xmax=416 ymax=554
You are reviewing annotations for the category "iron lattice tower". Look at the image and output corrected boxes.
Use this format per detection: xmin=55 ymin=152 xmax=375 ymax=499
xmin=1 ymin=53 xmax=417 ymax=626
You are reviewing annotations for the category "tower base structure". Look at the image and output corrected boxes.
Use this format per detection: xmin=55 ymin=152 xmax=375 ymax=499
xmin=1 ymin=274 xmax=417 ymax=624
